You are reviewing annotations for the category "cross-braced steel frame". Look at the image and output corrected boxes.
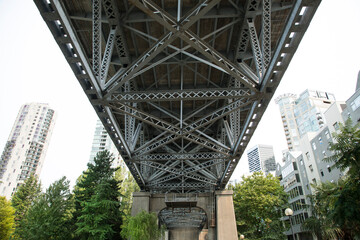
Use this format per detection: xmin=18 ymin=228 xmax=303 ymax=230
xmin=34 ymin=0 xmax=321 ymax=194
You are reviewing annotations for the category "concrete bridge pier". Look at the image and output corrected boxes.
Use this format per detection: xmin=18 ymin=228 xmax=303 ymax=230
xmin=131 ymin=190 xmax=237 ymax=240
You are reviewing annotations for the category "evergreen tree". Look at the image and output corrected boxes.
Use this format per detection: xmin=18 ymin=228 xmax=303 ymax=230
xmin=74 ymin=151 xmax=116 ymax=209
xmin=19 ymin=177 xmax=75 ymax=240
xmin=0 ymin=196 xmax=15 ymax=240
xmin=74 ymin=150 xmax=123 ymax=239
xmin=11 ymin=174 xmax=41 ymax=237
xmin=231 ymin=172 xmax=288 ymax=240
xmin=76 ymin=179 xmax=122 ymax=240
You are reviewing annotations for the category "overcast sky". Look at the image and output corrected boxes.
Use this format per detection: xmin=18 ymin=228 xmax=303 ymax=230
xmin=0 ymin=0 xmax=359 ymax=188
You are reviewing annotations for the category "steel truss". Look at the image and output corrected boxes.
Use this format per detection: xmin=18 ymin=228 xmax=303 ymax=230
xmin=34 ymin=0 xmax=322 ymax=194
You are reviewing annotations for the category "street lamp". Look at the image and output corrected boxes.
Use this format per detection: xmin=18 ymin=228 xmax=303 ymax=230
xmin=240 ymin=234 xmax=245 ymax=239
xmin=285 ymin=208 xmax=296 ymax=240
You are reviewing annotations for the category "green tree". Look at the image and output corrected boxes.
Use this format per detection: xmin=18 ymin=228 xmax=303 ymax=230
xmin=121 ymin=210 xmax=165 ymax=240
xmin=11 ymin=174 xmax=41 ymax=236
xmin=231 ymin=172 xmax=288 ymax=240
xmin=301 ymin=181 xmax=344 ymax=240
xmin=325 ymin=118 xmax=360 ymax=178
xmin=19 ymin=177 xmax=75 ymax=240
xmin=0 ymin=196 xmax=15 ymax=240
xmin=74 ymin=150 xmax=123 ymax=240
xmin=74 ymin=151 xmax=116 ymax=209
xmin=323 ymin=119 xmax=360 ymax=238
xmin=76 ymin=179 xmax=122 ymax=240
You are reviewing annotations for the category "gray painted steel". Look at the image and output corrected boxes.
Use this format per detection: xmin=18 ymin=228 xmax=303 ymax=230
xmin=34 ymin=0 xmax=321 ymax=194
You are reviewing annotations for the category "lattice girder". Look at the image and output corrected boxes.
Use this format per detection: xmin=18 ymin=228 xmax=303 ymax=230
xmin=34 ymin=0 xmax=322 ymax=193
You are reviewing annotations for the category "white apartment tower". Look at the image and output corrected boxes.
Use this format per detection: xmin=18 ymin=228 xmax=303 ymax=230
xmin=0 ymin=103 xmax=56 ymax=199
xmin=89 ymin=119 xmax=125 ymax=169
xmin=247 ymin=144 xmax=276 ymax=174
xmin=275 ymin=90 xmax=336 ymax=150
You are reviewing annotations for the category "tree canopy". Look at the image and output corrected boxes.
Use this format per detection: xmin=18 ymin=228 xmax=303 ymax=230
xmin=18 ymin=176 xmax=74 ymax=240
xmin=0 ymin=196 xmax=15 ymax=240
xmin=231 ymin=172 xmax=288 ymax=240
xmin=75 ymin=150 xmax=123 ymax=240
xmin=302 ymin=119 xmax=360 ymax=239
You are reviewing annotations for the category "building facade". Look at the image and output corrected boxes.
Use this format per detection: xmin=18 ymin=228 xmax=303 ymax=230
xmin=341 ymin=71 xmax=360 ymax=122
xmin=89 ymin=119 xmax=125 ymax=169
xmin=0 ymin=103 xmax=56 ymax=199
xmin=246 ymin=144 xmax=276 ymax=175
xmin=276 ymin=151 xmax=313 ymax=240
xmin=275 ymin=90 xmax=336 ymax=150
xmin=276 ymin=101 xmax=347 ymax=239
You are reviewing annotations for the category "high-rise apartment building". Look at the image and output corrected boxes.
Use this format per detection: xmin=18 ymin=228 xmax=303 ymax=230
xmin=342 ymin=71 xmax=360 ymax=122
xmin=247 ymin=144 xmax=276 ymax=175
xmin=275 ymin=90 xmax=336 ymax=150
xmin=89 ymin=119 xmax=125 ymax=169
xmin=276 ymin=101 xmax=347 ymax=240
xmin=0 ymin=103 xmax=56 ymax=199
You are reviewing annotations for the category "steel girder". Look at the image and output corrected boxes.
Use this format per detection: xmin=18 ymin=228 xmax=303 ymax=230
xmin=34 ymin=0 xmax=322 ymax=193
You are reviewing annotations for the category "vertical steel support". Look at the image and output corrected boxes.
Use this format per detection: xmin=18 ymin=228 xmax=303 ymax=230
xmin=247 ymin=18 xmax=263 ymax=78
xmin=92 ymin=0 xmax=101 ymax=80
xmin=100 ymin=27 xmax=116 ymax=86
xmin=229 ymin=78 xmax=241 ymax=142
xmin=262 ymin=0 xmax=271 ymax=72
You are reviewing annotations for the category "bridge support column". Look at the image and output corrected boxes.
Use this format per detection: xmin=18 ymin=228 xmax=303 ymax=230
xmin=215 ymin=190 xmax=238 ymax=240
xmin=131 ymin=192 xmax=151 ymax=216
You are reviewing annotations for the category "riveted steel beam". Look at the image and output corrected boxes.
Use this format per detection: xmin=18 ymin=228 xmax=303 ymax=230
xmin=131 ymin=152 xmax=227 ymax=161
xmin=262 ymin=0 xmax=271 ymax=71
xmin=92 ymin=0 xmax=101 ymax=80
xmin=109 ymin=88 xmax=252 ymax=102
xmin=247 ymin=18 xmax=264 ymax=78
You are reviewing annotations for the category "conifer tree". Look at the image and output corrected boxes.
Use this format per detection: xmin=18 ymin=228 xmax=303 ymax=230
xmin=74 ymin=150 xmax=123 ymax=239
xmin=19 ymin=177 xmax=75 ymax=240
xmin=11 ymin=174 xmax=41 ymax=223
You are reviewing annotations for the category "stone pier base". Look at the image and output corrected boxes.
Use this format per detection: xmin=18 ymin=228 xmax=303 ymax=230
xmin=215 ymin=190 xmax=238 ymax=240
xmin=131 ymin=191 xmax=237 ymax=240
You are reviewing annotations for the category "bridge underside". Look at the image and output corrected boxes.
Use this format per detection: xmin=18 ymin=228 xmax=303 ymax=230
xmin=35 ymin=0 xmax=320 ymax=193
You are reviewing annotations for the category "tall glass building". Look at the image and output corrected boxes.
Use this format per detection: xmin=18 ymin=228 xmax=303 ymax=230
xmin=275 ymin=90 xmax=336 ymax=150
xmin=246 ymin=144 xmax=276 ymax=175
xmin=0 ymin=103 xmax=56 ymax=199
xmin=89 ymin=119 xmax=125 ymax=169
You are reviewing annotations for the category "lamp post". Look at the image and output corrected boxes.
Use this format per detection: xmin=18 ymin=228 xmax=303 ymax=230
xmin=285 ymin=208 xmax=296 ymax=240
xmin=240 ymin=234 xmax=245 ymax=239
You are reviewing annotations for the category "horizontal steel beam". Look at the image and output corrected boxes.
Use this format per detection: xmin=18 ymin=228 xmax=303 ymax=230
xmin=109 ymin=88 xmax=253 ymax=102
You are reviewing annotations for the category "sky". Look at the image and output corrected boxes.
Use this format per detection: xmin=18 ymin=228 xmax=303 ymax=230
xmin=0 ymin=0 xmax=360 ymax=189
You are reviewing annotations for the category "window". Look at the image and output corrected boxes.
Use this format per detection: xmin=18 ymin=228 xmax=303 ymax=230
xmin=312 ymin=142 xmax=317 ymax=150
xmin=350 ymin=95 xmax=360 ymax=111
xmin=333 ymin=122 xmax=339 ymax=130
xmin=320 ymin=170 xmax=324 ymax=177
xmin=309 ymin=165 xmax=313 ymax=172
xmin=325 ymin=130 xmax=330 ymax=139
xmin=305 ymin=152 xmax=310 ymax=160
xmin=322 ymin=151 xmax=327 ymax=157
xmin=327 ymin=166 xmax=332 ymax=173
xmin=318 ymin=137 xmax=323 ymax=144
xmin=312 ymin=178 xmax=317 ymax=184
